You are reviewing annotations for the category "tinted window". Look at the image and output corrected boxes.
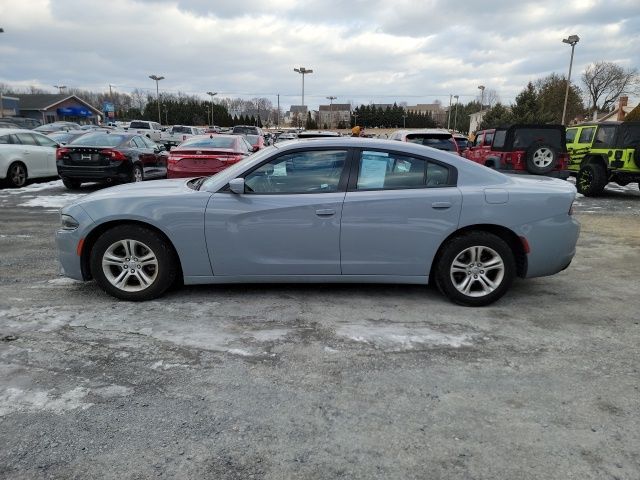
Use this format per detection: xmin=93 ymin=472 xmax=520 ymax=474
xmin=233 ymin=126 xmax=258 ymax=135
xmin=578 ymin=127 xmax=595 ymax=143
xmin=244 ymin=150 xmax=346 ymax=194
xmin=594 ymin=126 xmax=615 ymax=146
xmin=179 ymin=137 xmax=237 ymax=149
xmin=406 ymin=134 xmax=456 ymax=151
xmin=492 ymin=130 xmax=507 ymax=148
xmin=512 ymin=128 xmax=562 ymax=149
xmin=15 ymin=133 xmax=38 ymax=145
xmin=129 ymin=121 xmax=150 ymax=129
xmin=356 ymin=151 xmax=452 ymax=190
xmin=131 ymin=137 xmax=145 ymax=148
xmin=565 ymin=128 xmax=577 ymax=143
xmin=172 ymin=126 xmax=192 ymax=134
xmin=474 ymin=133 xmax=484 ymax=147
xmin=140 ymin=136 xmax=157 ymax=148
xmin=70 ymin=133 xmax=127 ymax=147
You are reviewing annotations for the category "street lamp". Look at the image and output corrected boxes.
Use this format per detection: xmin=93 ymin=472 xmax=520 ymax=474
xmin=326 ymin=95 xmax=337 ymax=129
xmin=54 ymin=85 xmax=67 ymax=94
xmin=477 ymin=85 xmax=485 ymax=111
xmin=294 ymin=67 xmax=313 ymax=110
xmin=402 ymin=114 xmax=408 ymax=128
xmin=561 ymin=34 xmax=580 ymax=125
xmin=149 ymin=74 xmax=165 ymax=124
xmin=453 ymin=95 xmax=459 ymax=131
xmin=206 ymin=91 xmax=217 ymax=126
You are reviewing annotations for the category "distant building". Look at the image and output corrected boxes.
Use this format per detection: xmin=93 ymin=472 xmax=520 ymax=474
xmin=469 ymin=110 xmax=488 ymax=134
xmin=0 ymin=95 xmax=20 ymax=117
xmin=318 ymin=103 xmax=351 ymax=128
xmin=16 ymin=94 xmax=102 ymax=124
xmin=597 ymin=96 xmax=637 ymax=123
xmin=406 ymin=103 xmax=447 ymax=125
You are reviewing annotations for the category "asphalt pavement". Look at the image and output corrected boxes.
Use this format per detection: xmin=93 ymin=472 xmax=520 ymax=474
xmin=0 ymin=178 xmax=639 ymax=479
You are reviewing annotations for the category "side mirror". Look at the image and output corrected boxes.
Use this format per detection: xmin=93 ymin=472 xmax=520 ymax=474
xmin=229 ymin=178 xmax=245 ymax=194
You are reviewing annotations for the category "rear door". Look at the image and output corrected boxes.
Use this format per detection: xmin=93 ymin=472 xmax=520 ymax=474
xmin=205 ymin=148 xmax=351 ymax=275
xmin=32 ymin=133 xmax=59 ymax=176
xmin=341 ymin=149 xmax=462 ymax=276
xmin=15 ymin=132 xmax=48 ymax=177
xmin=132 ymin=136 xmax=157 ymax=177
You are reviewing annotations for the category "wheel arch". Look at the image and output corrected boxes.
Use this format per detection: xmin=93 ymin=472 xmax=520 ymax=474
xmin=484 ymin=156 xmax=501 ymax=170
xmin=80 ymin=219 xmax=183 ymax=282
xmin=580 ymin=154 xmax=608 ymax=170
xmin=430 ymin=224 xmax=528 ymax=280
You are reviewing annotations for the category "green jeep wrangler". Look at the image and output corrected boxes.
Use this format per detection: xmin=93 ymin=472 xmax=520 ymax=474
xmin=566 ymin=121 xmax=640 ymax=196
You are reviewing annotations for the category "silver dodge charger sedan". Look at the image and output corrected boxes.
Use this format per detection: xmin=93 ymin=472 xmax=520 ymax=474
xmin=56 ymin=138 xmax=580 ymax=306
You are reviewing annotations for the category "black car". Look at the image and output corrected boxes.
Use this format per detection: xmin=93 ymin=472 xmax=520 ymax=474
xmin=56 ymin=132 xmax=168 ymax=189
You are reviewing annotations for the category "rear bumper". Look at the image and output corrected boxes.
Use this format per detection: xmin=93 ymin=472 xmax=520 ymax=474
xmin=502 ymin=169 xmax=571 ymax=180
xmin=57 ymin=163 xmax=131 ymax=183
xmin=167 ymin=166 xmax=229 ymax=178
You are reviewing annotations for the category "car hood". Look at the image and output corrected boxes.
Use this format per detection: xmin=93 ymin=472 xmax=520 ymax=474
xmin=69 ymin=179 xmax=196 ymax=206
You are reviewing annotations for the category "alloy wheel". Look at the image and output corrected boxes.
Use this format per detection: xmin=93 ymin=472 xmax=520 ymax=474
xmin=10 ymin=164 xmax=27 ymax=187
xmin=532 ymin=147 xmax=553 ymax=168
xmin=449 ymin=245 xmax=505 ymax=298
xmin=101 ymin=239 xmax=158 ymax=292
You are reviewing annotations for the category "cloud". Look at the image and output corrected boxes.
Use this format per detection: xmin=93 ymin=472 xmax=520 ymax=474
xmin=0 ymin=0 xmax=638 ymax=108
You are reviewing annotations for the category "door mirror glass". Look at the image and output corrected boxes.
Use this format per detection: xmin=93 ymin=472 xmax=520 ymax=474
xmin=229 ymin=177 xmax=245 ymax=194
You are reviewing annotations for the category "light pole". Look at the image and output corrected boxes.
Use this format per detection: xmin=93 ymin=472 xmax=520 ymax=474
xmin=54 ymin=85 xmax=67 ymax=94
xmin=326 ymin=96 xmax=337 ymax=129
xmin=453 ymin=95 xmax=459 ymax=131
xmin=402 ymin=114 xmax=408 ymax=128
xmin=206 ymin=91 xmax=217 ymax=126
xmin=477 ymin=85 xmax=485 ymax=111
xmin=447 ymin=94 xmax=453 ymax=130
xmin=561 ymin=34 xmax=580 ymax=125
xmin=294 ymin=67 xmax=313 ymax=110
xmin=149 ymin=75 xmax=165 ymax=124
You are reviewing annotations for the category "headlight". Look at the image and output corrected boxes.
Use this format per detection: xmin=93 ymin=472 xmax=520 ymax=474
xmin=60 ymin=214 xmax=79 ymax=231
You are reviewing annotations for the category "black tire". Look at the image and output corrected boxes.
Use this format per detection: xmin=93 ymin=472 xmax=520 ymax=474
xmin=525 ymin=143 xmax=558 ymax=174
xmin=576 ymin=163 xmax=607 ymax=196
xmin=90 ymin=224 xmax=177 ymax=301
xmin=131 ymin=164 xmax=144 ymax=183
xmin=435 ymin=231 xmax=516 ymax=307
xmin=62 ymin=178 xmax=81 ymax=190
xmin=7 ymin=162 xmax=28 ymax=188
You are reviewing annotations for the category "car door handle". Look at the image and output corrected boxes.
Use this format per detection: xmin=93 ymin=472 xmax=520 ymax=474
xmin=315 ymin=209 xmax=336 ymax=216
xmin=431 ymin=202 xmax=452 ymax=209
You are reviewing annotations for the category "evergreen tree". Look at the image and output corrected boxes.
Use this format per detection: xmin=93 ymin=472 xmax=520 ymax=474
xmin=510 ymin=82 xmax=540 ymax=123
xmin=478 ymin=103 xmax=513 ymax=130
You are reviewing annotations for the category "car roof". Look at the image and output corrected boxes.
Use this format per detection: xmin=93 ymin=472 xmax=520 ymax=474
xmin=0 ymin=128 xmax=49 ymax=135
xmin=394 ymin=129 xmax=453 ymax=136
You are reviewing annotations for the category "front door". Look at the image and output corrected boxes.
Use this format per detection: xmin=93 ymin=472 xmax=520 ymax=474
xmin=205 ymin=148 xmax=350 ymax=275
xmin=341 ymin=149 xmax=462 ymax=276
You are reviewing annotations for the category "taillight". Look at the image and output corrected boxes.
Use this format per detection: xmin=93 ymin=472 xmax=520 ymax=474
xmin=168 ymin=155 xmax=179 ymax=165
xmin=100 ymin=149 xmax=127 ymax=161
xmin=222 ymin=155 xmax=243 ymax=163
xmin=56 ymin=147 xmax=69 ymax=160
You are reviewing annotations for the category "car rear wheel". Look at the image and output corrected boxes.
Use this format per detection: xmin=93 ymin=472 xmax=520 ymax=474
xmin=90 ymin=224 xmax=177 ymax=301
xmin=62 ymin=178 xmax=81 ymax=190
xmin=7 ymin=162 xmax=27 ymax=188
xmin=131 ymin=164 xmax=143 ymax=183
xmin=526 ymin=143 xmax=558 ymax=174
xmin=576 ymin=163 xmax=607 ymax=196
xmin=435 ymin=232 xmax=515 ymax=307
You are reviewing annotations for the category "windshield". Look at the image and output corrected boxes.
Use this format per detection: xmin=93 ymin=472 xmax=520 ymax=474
xmin=178 ymin=136 xmax=236 ymax=149
xmin=69 ymin=133 xmax=127 ymax=147
xmin=407 ymin=134 xmax=456 ymax=151
xmin=200 ymin=145 xmax=277 ymax=191
xmin=233 ymin=126 xmax=257 ymax=135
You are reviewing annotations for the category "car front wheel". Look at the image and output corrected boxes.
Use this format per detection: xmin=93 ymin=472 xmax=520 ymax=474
xmin=90 ymin=224 xmax=177 ymax=301
xmin=435 ymin=232 xmax=515 ymax=307
xmin=576 ymin=163 xmax=607 ymax=196
xmin=7 ymin=162 xmax=28 ymax=188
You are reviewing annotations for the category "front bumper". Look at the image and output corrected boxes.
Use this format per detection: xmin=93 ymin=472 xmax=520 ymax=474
xmin=55 ymin=205 xmax=96 ymax=281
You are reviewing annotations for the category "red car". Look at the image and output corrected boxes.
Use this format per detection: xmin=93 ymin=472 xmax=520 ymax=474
xmin=464 ymin=124 xmax=570 ymax=178
xmin=167 ymin=134 xmax=254 ymax=178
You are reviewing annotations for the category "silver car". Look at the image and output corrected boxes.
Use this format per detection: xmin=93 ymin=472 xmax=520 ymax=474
xmin=56 ymin=138 xmax=580 ymax=306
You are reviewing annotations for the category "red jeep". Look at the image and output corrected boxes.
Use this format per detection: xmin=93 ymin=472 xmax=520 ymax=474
xmin=464 ymin=124 xmax=570 ymax=178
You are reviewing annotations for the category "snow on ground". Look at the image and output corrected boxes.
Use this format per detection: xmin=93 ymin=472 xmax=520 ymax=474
xmin=17 ymin=194 xmax=85 ymax=209
xmin=0 ymin=386 xmax=92 ymax=417
xmin=335 ymin=323 xmax=474 ymax=349
xmin=1 ymin=180 xmax=63 ymax=195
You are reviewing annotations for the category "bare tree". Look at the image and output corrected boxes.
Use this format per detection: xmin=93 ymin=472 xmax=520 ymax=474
xmin=582 ymin=61 xmax=638 ymax=113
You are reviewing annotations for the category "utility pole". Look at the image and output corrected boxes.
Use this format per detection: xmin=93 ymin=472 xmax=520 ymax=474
xmin=403 ymin=114 xmax=407 ymax=128
xmin=447 ymin=94 xmax=453 ymax=130
xmin=277 ymin=94 xmax=280 ymax=127
xmin=453 ymin=95 xmax=459 ymax=131
xmin=149 ymin=75 xmax=165 ymax=124
xmin=206 ymin=91 xmax=217 ymax=126
xmin=326 ymin=96 xmax=337 ymax=129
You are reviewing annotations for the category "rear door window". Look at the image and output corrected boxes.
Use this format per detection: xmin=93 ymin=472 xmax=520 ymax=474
xmin=578 ymin=127 xmax=596 ymax=144
xmin=15 ymin=133 xmax=39 ymax=145
xmin=566 ymin=128 xmax=577 ymax=144
xmin=484 ymin=132 xmax=494 ymax=146
xmin=356 ymin=150 xmax=453 ymax=190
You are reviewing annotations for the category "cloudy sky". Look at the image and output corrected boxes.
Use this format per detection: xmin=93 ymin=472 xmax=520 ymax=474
xmin=1 ymin=0 xmax=638 ymax=109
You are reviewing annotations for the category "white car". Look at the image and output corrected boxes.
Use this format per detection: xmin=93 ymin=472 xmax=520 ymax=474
xmin=0 ymin=128 xmax=59 ymax=187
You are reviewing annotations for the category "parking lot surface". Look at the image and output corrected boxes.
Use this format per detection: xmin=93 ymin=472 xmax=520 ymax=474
xmin=1 ymin=179 xmax=639 ymax=479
